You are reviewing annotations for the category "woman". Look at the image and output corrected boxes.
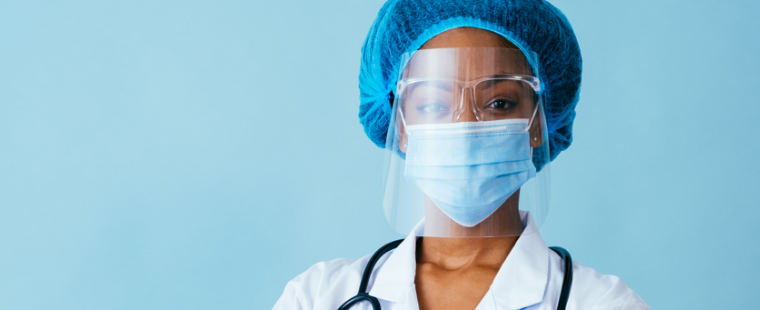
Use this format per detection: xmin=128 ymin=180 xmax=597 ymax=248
xmin=274 ymin=0 xmax=649 ymax=309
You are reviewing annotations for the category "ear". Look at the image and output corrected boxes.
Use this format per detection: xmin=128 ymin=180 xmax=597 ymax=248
xmin=529 ymin=105 xmax=544 ymax=148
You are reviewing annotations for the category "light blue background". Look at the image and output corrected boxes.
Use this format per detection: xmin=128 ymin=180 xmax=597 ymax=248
xmin=1 ymin=0 xmax=758 ymax=309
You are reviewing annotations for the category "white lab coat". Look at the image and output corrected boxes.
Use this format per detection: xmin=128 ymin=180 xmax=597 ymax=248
xmin=273 ymin=214 xmax=650 ymax=310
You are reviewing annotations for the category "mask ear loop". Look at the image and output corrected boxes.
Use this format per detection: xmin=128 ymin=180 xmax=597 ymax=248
xmin=397 ymin=99 xmax=413 ymax=140
xmin=527 ymin=103 xmax=540 ymax=160
xmin=526 ymin=103 xmax=540 ymax=133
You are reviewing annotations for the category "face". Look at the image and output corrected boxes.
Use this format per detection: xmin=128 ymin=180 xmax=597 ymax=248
xmin=397 ymin=28 xmax=544 ymax=152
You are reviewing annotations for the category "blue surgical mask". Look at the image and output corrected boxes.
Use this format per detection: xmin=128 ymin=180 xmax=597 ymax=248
xmin=404 ymin=119 xmax=536 ymax=227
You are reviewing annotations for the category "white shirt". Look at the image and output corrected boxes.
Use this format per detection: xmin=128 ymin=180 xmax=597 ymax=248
xmin=273 ymin=214 xmax=650 ymax=310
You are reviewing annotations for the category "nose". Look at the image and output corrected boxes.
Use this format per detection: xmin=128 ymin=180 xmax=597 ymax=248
xmin=456 ymin=87 xmax=478 ymax=122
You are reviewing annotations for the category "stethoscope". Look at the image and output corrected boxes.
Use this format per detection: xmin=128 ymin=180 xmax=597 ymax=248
xmin=337 ymin=239 xmax=573 ymax=310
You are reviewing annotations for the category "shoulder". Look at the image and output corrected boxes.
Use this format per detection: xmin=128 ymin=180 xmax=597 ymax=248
xmin=272 ymin=256 xmax=372 ymax=310
xmin=548 ymin=252 xmax=651 ymax=310
xmin=571 ymin=263 xmax=650 ymax=310
xmin=290 ymin=257 xmax=367 ymax=293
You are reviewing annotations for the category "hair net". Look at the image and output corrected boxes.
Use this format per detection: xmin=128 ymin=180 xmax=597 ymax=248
xmin=358 ymin=0 xmax=582 ymax=167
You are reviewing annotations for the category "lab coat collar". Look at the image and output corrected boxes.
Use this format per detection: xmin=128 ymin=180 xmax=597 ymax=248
xmin=367 ymin=220 xmax=421 ymax=305
xmin=369 ymin=212 xmax=549 ymax=310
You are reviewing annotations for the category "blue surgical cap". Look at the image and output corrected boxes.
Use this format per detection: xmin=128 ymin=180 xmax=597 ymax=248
xmin=358 ymin=0 xmax=582 ymax=163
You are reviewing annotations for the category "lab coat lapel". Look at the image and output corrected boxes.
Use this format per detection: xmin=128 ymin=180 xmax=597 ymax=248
xmin=489 ymin=214 xmax=549 ymax=310
xmin=368 ymin=222 xmax=422 ymax=308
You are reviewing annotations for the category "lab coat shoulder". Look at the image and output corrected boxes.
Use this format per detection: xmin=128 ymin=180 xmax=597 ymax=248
xmin=566 ymin=258 xmax=651 ymax=310
xmin=272 ymin=255 xmax=372 ymax=310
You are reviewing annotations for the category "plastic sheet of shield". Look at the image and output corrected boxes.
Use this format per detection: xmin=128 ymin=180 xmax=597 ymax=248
xmin=382 ymin=47 xmax=551 ymax=237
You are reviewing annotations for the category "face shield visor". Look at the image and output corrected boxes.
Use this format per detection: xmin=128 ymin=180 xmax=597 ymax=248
xmin=382 ymin=47 xmax=550 ymax=237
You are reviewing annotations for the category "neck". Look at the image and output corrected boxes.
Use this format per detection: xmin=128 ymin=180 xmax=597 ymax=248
xmin=416 ymin=235 xmax=518 ymax=270
xmin=417 ymin=192 xmax=524 ymax=269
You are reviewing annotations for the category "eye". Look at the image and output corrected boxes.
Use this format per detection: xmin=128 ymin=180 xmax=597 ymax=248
xmin=417 ymin=102 xmax=450 ymax=113
xmin=484 ymin=99 xmax=516 ymax=110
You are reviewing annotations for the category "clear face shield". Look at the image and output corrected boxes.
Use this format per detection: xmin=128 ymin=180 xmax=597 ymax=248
xmin=382 ymin=48 xmax=551 ymax=237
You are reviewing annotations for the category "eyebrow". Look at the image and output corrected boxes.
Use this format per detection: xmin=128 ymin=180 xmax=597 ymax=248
xmin=408 ymin=80 xmax=453 ymax=93
xmin=479 ymin=78 xmax=525 ymax=91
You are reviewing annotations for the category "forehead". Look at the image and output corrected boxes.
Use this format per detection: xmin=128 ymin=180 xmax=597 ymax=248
xmin=402 ymin=47 xmax=533 ymax=79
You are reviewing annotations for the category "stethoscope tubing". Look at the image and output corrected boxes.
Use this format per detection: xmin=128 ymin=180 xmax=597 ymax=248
xmin=337 ymin=239 xmax=403 ymax=310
